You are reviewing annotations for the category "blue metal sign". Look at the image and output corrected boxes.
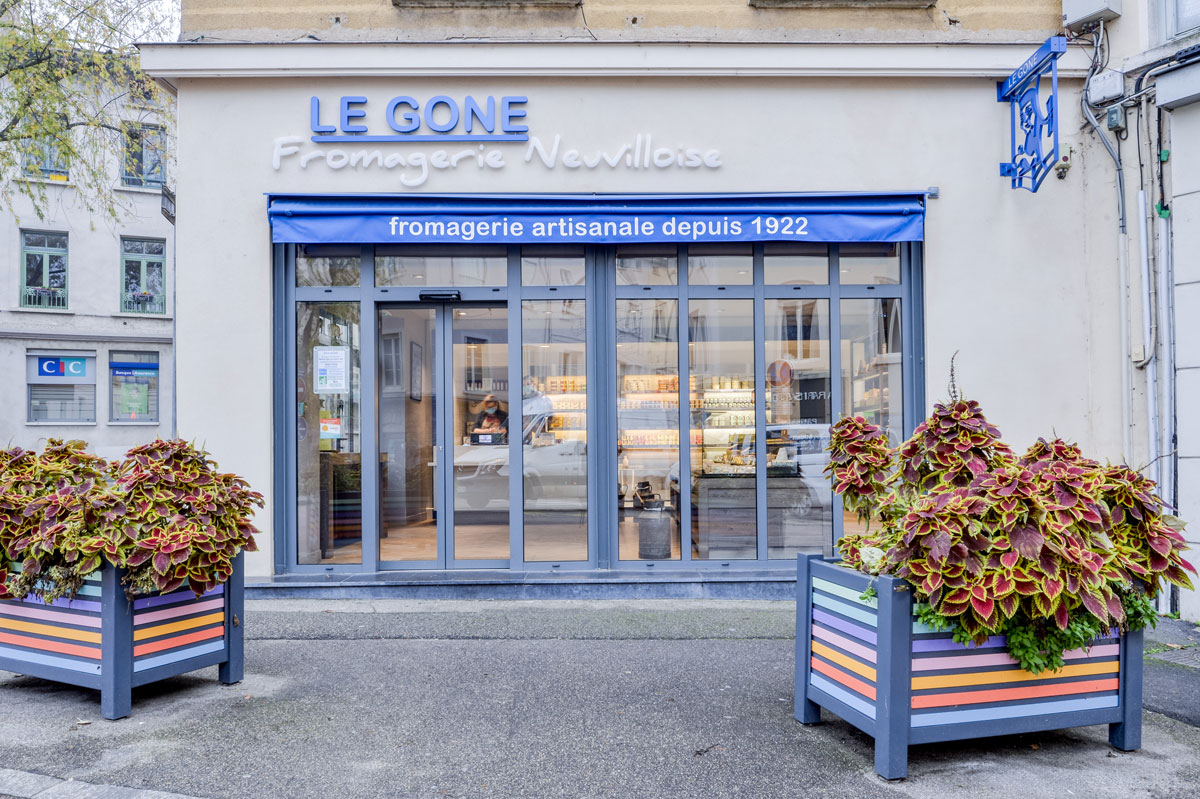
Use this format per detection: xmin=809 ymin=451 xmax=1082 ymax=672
xmin=998 ymin=36 xmax=1067 ymax=193
xmin=268 ymin=194 xmax=926 ymax=245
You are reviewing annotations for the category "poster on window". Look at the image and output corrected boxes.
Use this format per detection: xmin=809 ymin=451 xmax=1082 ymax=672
xmin=314 ymin=346 xmax=349 ymax=394
xmin=118 ymin=381 xmax=150 ymax=419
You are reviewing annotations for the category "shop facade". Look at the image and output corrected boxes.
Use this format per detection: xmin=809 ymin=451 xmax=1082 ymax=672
xmin=141 ymin=42 xmax=1129 ymax=591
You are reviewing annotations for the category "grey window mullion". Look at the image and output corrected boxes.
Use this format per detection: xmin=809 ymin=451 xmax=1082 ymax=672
xmin=295 ymin=287 xmax=360 ymax=302
xmin=678 ymin=243 xmax=692 ymax=564
xmin=687 ymin=287 xmax=756 ymax=300
xmin=762 ymin=285 xmax=833 ymax=300
xmin=360 ymin=245 xmax=380 ymax=574
xmin=598 ymin=246 xmax=615 ymax=569
xmin=282 ymin=243 xmax=298 ymax=571
xmin=839 ymin=286 xmax=903 ymax=299
xmin=828 ymin=245 xmax=845 ymax=552
xmin=437 ymin=304 xmax=452 ymax=568
xmin=905 ymin=243 xmax=926 ymax=434
xmin=753 ymin=244 xmax=768 ymax=562
xmin=584 ymin=244 xmax=601 ymax=568
xmin=507 ymin=247 xmax=524 ymax=570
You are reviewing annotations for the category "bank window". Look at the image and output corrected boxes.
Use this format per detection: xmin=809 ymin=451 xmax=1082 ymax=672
xmin=27 ymin=353 xmax=95 ymax=423
xmin=121 ymin=238 xmax=166 ymax=314
xmin=20 ymin=230 xmax=68 ymax=309
xmin=22 ymin=133 xmax=69 ymax=182
xmin=376 ymin=245 xmax=507 ymax=287
xmin=521 ymin=245 xmax=586 ymax=286
xmin=122 ymin=124 xmax=166 ymax=188
xmin=109 ymin=351 xmax=159 ymax=423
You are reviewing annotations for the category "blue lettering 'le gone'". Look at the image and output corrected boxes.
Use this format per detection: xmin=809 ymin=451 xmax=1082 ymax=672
xmin=310 ymin=95 xmax=529 ymax=139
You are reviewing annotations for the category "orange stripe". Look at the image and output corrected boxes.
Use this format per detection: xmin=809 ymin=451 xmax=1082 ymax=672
xmin=912 ymin=677 xmax=1120 ymax=709
xmin=911 ymin=659 xmax=1117 ymax=690
xmin=0 ymin=630 xmax=101 ymax=660
xmin=811 ymin=641 xmax=877 ymax=681
xmin=0 ymin=616 xmax=101 ymax=644
xmin=811 ymin=656 xmax=877 ymax=701
xmin=133 ymin=625 xmax=225 ymax=657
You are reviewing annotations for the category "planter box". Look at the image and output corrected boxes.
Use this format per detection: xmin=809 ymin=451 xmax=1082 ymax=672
xmin=794 ymin=554 xmax=1142 ymax=779
xmin=0 ymin=554 xmax=244 ymax=720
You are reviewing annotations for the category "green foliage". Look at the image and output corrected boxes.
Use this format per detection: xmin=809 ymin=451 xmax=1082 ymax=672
xmin=0 ymin=0 xmax=176 ymax=222
xmin=914 ymin=602 xmax=953 ymax=633
xmin=825 ymin=397 xmax=1196 ymax=671
xmin=0 ymin=438 xmax=262 ymax=602
xmin=859 ymin=584 xmax=878 ymax=602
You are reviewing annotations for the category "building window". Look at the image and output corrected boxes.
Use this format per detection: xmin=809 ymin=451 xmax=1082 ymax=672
xmin=20 ymin=231 xmax=68 ymax=309
xmin=121 ymin=238 xmax=167 ymax=313
xmin=121 ymin=124 xmax=166 ymax=188
xmin=109 ymin=351 xmax=160 ymax=423
xmin=22 ymin=135 xmax=69 ymax=182
xmin=27 ymin=353 xmax=96 ymax=423
xmin=1171 ymin=0 xmax=1200 ymax=36
xmin=381 ymin=333 xmax=404 ymax=389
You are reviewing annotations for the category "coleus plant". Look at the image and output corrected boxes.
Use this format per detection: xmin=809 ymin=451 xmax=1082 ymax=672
xmin=0 ymin=439 xmax=261 ymax=601
xmin=827 ymin=398 xmax=1195 ymax=673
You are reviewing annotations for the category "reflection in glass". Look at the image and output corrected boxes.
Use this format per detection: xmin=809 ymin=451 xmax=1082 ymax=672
xmin=840 ymin=298 xmax=903 ymax=538
xmin=378 ymin=307 xmax=438 ymax=562
xmin=523 ymin=300 xmax=588 ymax=561
xmin=688 ymin=244 xmax=752 ymax=286
xmin=689 ymin=300 xmax=756 ymax=559
xmin=764 ymin=242 xmax=828 ymax=285
xmin=377 ymin=246 xmax=507 ymax=287
xmin=839 ymin=243 xmax=900 ymax=285
xmin=297 ymin=302 xmax=362 ymax=564
xmin=522 ymin=246 xmax=585 ymax=286
xmin=615 ymin=245 xmax=677 ymax=286
xmin=296 ymin=244 xmax=360 ymax=287
xmin=617 ymin=299 xmax=681 ymax=560
xmin=452 ymin=307 xmax=510 ymax=560
xmin=765 ymin=300 xmax=833 ymax=558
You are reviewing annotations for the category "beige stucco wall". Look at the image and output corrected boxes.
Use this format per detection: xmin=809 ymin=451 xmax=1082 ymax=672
xmin=162 ymin=64 xmax=1127 ymax=577
xmin=181 ymin=0 xmax=1063 ymax=44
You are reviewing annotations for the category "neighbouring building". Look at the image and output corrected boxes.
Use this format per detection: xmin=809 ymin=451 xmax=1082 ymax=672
xmin=2 ymin=107 xmax=175 ymax=461
xmin=140 ymin=1 xmax=1185 ymax=600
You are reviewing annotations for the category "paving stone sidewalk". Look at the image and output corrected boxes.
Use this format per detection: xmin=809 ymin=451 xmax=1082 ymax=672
xmin=0 ymin=767 xmax=201 ymax=799
xmin=1 ymin=600 xmax=1199 ymax=799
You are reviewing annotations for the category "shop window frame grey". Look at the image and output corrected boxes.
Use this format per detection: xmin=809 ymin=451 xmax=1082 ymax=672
xmin=272 ymin=239 xmax=924 ymax=576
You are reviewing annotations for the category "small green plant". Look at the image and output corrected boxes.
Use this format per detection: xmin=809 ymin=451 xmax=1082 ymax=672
xmin=859 ymin=585 xmax=878 ymax=602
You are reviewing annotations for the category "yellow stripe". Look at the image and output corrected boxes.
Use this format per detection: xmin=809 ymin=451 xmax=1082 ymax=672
xmin=0 ymin=616 xmax=101 ymax=644
xmin=811 ymin=640 xmax=877 ymax=682
xmin=911 ymin=660 xmax=1119 ymax=690
xmin=133 ymin=612 xmax=225 ymax=642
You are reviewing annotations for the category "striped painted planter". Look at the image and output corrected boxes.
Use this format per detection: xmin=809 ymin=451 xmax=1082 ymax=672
xmin=794 ymin=554 xmax=1142 ymax=779
xmin=0 ymin=554 xmax=244 ymax=720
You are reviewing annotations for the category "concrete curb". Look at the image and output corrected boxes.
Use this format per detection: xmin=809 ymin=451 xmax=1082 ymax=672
xmin=0 ymin=769 xmax=204 ymax=799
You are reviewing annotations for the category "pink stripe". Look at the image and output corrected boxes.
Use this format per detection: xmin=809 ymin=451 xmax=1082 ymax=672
xmin=912 ymin=643 xmax=1120 ymax=671
xmin=812 ymin=625 xmax=878 ymax=664
xmin=0 ymin=603 xmax=102 ymax=629
xmin=135 ymin=597 xmax=225 ymax=626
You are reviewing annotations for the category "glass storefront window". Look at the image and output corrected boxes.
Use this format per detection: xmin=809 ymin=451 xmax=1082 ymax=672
xmin=688 ymin=299 xmax=756 ymax=559
xmin=522 ymin=246 xmax=586 ymax=286
xmin=109 ymin=350 xmax=159 ymax=423
xmin=522 ymin=300 xmax=588 ymax=561
xmin=377 ymin=245 xmax=507 ymax=287
xmin=764 ymin=242 xmax=828 ymax=285
xmin=297 ymin=244 xmax=360 ymax=287
xmin=688 ymin=244 xmax=752 ymax=286
xmin=840 ymin=298 xmax=903 ymax=538
xmin=617 ymin=299 xmax=681 ymax=560
xmin=297 ymin=302 xmax=362 ymax=564
xmin=839 ymin=243 xmax=900 ymax=285
xmin=615 ymin=245 xmax=677 ymax=286
xmin=764 ymin=300 xmax=832 ymax=558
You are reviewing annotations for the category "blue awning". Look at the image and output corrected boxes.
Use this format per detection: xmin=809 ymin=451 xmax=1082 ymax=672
xmin=267 ymin=193 xmax=925 ymax=245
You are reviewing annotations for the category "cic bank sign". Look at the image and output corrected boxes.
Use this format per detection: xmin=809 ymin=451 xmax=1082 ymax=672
xmin=272 ymin=94 xmax=723 ymax=187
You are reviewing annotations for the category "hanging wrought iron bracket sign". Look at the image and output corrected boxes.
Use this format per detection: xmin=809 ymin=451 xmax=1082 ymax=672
xmin=998 ymin=36 xmax=1067 ymax=193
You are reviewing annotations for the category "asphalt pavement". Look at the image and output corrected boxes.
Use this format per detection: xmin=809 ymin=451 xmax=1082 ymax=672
xmin=0 ymin=599 xmax=1198 ymax=799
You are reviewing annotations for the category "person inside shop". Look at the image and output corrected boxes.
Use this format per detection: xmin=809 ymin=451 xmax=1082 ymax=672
xmin=472 ymin=393 xmax=509 ymax=436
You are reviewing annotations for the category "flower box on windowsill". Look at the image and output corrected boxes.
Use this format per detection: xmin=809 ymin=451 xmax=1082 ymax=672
xmin=794 ymin=554 xmax=1142 ymax=780
xmin=0 ymin=555 xmax=245 ymax=720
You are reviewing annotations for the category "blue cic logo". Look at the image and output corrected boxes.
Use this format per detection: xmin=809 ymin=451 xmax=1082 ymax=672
xmin=38 ymin=357 xmax=86 ymax=376
xmin=309 ymin=95 xmax=529 ymax=144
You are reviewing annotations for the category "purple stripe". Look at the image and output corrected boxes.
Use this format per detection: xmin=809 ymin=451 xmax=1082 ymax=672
xmin=3 ymin=595 xmax=102 ymax=613
xmin=0 ymin=603 xmax=103 ymax=629
xmin=812 ymin=608 xmax=877 ymax=645
xmin=133 ymin=585 xmax=224 ymax=610
xmin=912 ymin=634 xmax=1120 ymax=654
xmin=135 ymin=597 xmax=225 ymax=626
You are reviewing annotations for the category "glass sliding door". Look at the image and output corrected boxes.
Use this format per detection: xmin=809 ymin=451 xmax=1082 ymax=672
xmin=450 ymin=306 xmax=511 ymax=563
xmin=764 ymin=299 xmax=833 ymax=558
xmin=296 ymin=301 xmax=362 ymax=564
xmin=378 ymin=307 xmax=439 ymax=565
